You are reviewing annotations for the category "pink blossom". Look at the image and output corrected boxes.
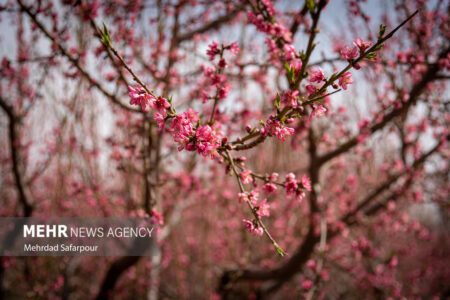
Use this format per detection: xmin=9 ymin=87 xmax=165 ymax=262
xmin=290 ymin=59 xmax=303 ymax=77
xmin=195 ymin=125 xmax=221 ymax=157
xmin=207 ymin=40 xmax=220 ymax=60
xmin=282 ymin=90 xmax=299 ymax=107
xmin=154 ymin=96 xmax=170 ymax=113
xmin=241 ymin=170 xmax=253 ymax=184
xmin=295 ymin=190 xmax=306 ymax=202
xmin=256 ymin=198 xmax=270 ymax=217
xmin=321 ymin=270 xmax=330 ymax=281
xmin=358 ymin=118 xmax=371 ymax=129
xmin=261 ymin=0 xmax=276 ymax=16
xmin=169 ymin=109 xmax=198 ymax=151
xmin=339 ymin=72 xmax=353 ymax=90
xmin=229 ymin=41 xmax=239 ymax=55
xmin=262 ymin=183 xmax=277 ymax=193
xmin=284 ymin=173 xmax=307 ymax=201
xmin=301 ymin=280 xmax=313 ymax=290
xmin=306 ymin=84 xmax=317 ymax=95
xmin=218 ymin=58 xmax=227 ymax=69
xmin=301 ymin=174 xmax=311 ymax=191
xmin=310 ymin=105 xmax=327 ymax=119
xmin=306 ymin=259 xmax=317 ymax=270
xmin=238 ymin=192 xmax=247 ymax=203
xmin=247 ymin=12 xmax=292 ymax=42
xmin=309 ymin=68 xmax=325 ymax=83
xmin=153 ymin=112 xmax=165 ymax=130
xmin=260 ymin=119 xmax=295 ymax=142
xmin=268 ymin=172 xmax=279 ymax=182
xmin=341 ymin=45 xmax=359 ymax=60
xmin=201 ymin=90 xmax=210 ymax=103
xmin=242 ymin=219 xmax=263 ymax=236
xmin=285 ymin=173 xmax=298 ymax=195
xmin=353 ymin=38 xmax=373 ymax=52
xmin=285 ymin=172 xmax=296 ymax=182
xmin=242 ymin=219 xmax=253 ymax=231
xmin=128 ymin=86 xmax=154 ymax=111
xmin=283 ymin=44 xmax=296 ymax=62
xmin=151 ymin=208 xmax=164 ymax=226
xmin=252 ymin=226 xmax=264 ymax=236
xmin=247 ymin=190 xmax=259 ymax=205
xmin=218 ymin=82 xmax=230 ymax=99
xmin=389 ymin=256 xmax=398 ymax=268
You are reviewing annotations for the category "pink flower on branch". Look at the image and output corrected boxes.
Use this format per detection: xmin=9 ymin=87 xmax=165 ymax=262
xmin=353 ymin=38 xmax=373 ymax=52
xmin=301 ymin=174 xmax=312 ymax=191
xmin=306 ymin=84 xmax=317 ymax=95
xmin=256 ymin=198 xmax=270 ymax=218
xmin=339 ymin=72 xmax=354 ymax=90
xmin=285 ymin=173 xmax=298 ymax=195
xmin=195 ymin=125 xmax=222 ymax=157
xmin=289 ymin=59 xmax=303 ymax=77
xmin=242 ymin=219 xmax=264 ymax=236
xmin=341 ymin=45 xmax=359 ymax=60
xmin=169 ymin=109 xmax=198 ymax=151
xmin=262 ymin=183 xmax=277 ymax=194
xmin=283 ymin=44 xmax=296 ymax=62
xmin=128 ymin=86 xmax=154 ymax=111
xmin=241 ymin=170 xmax=253 ymax=184
xmin=237 ymin=191 xmax=259 ymax=204
xmin=301 ymin=280 xmax=313 ymax=290
xmin=282 ymin=90 xmax=299 ymax=108
xmin=309 ymin=68 xmax=325 ymax=83
xmin=154 ymin=96 xmax=170 ymax=113
xmin=238 ymin=193 xmax=247 ymax=203
xmin=310 ymin=105 xmax=327 ymax=119
xmin=268 ymin=172 xmax=279 ymax=182
xmin=153 ymin=112 xmax=165 ymax=130
xmin=228 ymin=41 xmax=239 ymax=55
xmin=284 ymin=173 xmax=310 ymax=202
xmin=207 ymin=40 xmax=220 ymax=60
xmin=260 ymin=119 xmax=295 ymax=142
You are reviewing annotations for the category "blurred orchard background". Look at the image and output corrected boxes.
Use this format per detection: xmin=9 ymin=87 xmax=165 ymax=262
xmin=0 ymin=0 xmax=448 ymax=299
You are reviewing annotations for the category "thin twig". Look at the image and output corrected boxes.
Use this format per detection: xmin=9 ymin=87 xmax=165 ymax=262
xmin=225 ymin=149 xmax=286 ymax=256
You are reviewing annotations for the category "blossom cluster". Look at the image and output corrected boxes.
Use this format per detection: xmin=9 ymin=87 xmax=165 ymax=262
xmin=201 ymin=41 xmax=238 ymax=103
xmin=242 ymin=219 xmax=263 ymax=236
xmin=341 ymin=38 xmax=373 ymax=69
xmin=247 ymin=12 xmax=292 ymax=43
xmin=260 ymin=118 xmax=295 ymax=142
xmin=128 ymin=86 xmax=171 ymax=129
xmin=202 ymin=66 xmax=230 ymax=103
xmin=168 ymin=109 xmax=222 ymax=157
xmin=285 ymin=173 xmax=311 ymax=202
xmin=128 ymin=87 xmax=223 ymax=158
xmin=247 ymin=4 xmax=296 ymax=63
xmin=262 ymin=173 xmax=279 ymax=194
xmin=239 ymin=189 xmax=270 ymax=236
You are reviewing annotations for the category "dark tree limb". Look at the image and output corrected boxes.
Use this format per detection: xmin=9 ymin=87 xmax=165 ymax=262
xmin=95 ymin=256 xmax=142 ymax=300
xmin=317 ymin=47 xmax=449 ymax=167
xmin=175 ymin=7 xmax=243 ymax=43
xmin=0 ymin=97 xmax=32 ymax=217
xmin=219 ymin=134 xmax=445 ymax=297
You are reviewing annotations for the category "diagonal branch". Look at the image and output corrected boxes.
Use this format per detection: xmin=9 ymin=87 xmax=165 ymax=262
xmin=317 ymin=47 xmax=449 ymax=166
xmin=219 ymin=134 xmax=446 ymax=296
xmin=16 ymin=0 xmax=138 ymax=112
xmin=175 ymin=7 xmax=243 ymax=43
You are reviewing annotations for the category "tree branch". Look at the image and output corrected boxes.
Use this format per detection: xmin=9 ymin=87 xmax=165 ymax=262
xmin=317 ymin=47 xmax=449 ymax=166
xmin=16 ymin=0 xmax=138 ymax=112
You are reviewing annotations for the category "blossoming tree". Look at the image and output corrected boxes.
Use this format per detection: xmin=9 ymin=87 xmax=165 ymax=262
xmin=0 ymin=0 xmax=448 ymax=299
